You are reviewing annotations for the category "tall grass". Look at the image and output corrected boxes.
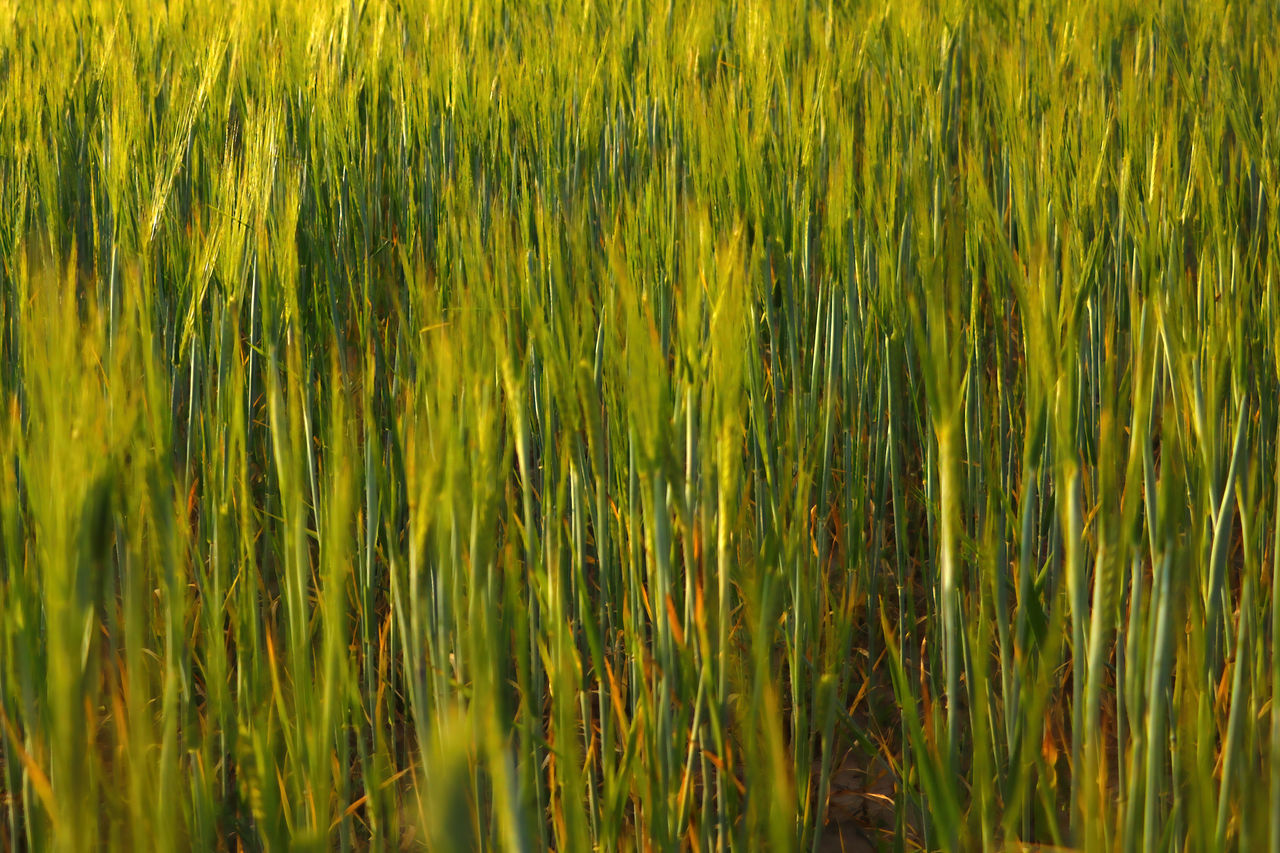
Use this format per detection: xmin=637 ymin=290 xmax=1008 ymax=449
xmin=1 ymin=0 xmax=1278 ymax=849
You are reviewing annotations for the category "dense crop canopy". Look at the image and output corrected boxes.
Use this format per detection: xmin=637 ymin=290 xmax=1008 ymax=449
xmin=1 ymin=0 xmax=1278 ymax=850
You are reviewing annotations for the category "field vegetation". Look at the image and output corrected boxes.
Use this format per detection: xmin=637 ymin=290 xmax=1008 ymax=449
xmin=1 ymin=0 xmax=1279 ymax=849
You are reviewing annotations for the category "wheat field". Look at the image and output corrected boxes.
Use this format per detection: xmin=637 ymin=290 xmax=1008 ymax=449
xmin=1 ymin=1 xmax=1279 ymax=850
